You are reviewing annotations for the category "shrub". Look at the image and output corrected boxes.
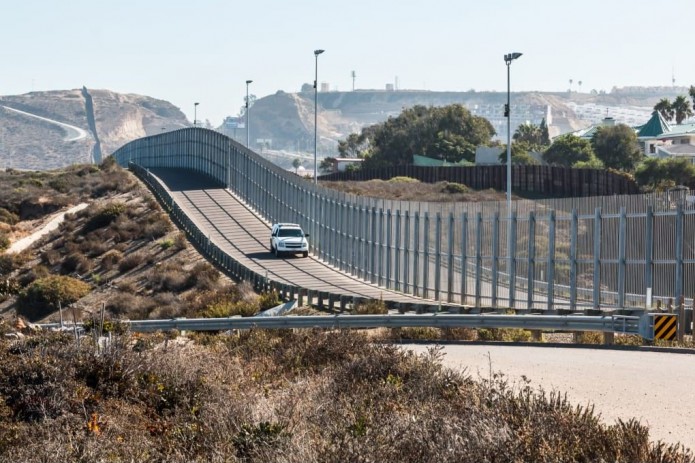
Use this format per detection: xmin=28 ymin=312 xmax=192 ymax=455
xmin=143 ymin=214 xmax=172 ymax=239
xmin=389 ymin=326 xmax=441 ymax=340
xmin=100 ymin=250 xmax=123 ymax=270
xmin=575 ymin=331 xmax=603 ymax=344
xmin=84 ymin=202 xmax=126 ymax=232
xmin=17 ymin=275 xmax=91 ymax=320
xmin=0 ymin=207 xmax=19 ymax=225
xmin=258 ymin=290 xmax=281 ymax=311
xmin=388 ymin=176 xmax=420 ymax=183
xmin=477 ymin=328 xmax=533 ymax=342
xmin=0 ymin=232 xmax=9 ymax=252
xmin=353 ymin=298 xmax=388 ymax=314
xmin=159 ymin=238 xmax=174 ymax=249
xmin=186 ymin=262 xmax=220 ymax=291
xmin=118 ymin=252 xmax=145 ymax=273
xmin=17 ymin=265 xmax=50 ymax=287
xmin=0 ymin=254 xmax=15 ymax=276
xmin=173 ymin=232 xmax=188 ymax=250
xmin=150 ymin=266 xmax=190 ymax=292
xmin=441 ymin=182 xmax=469 ymax=194
xmin=61 ymin=252 xmax=93 ymax=275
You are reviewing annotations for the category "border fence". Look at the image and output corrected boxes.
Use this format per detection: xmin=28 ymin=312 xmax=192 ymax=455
xmin=113 ymin=128 xmax=695 ymax=311
xmin=319 ymin=164 xmax=639 ymax=197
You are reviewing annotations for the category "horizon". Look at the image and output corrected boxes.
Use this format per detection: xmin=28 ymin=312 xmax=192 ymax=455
xmin=2 ymin=0 xmax=694 ymax=125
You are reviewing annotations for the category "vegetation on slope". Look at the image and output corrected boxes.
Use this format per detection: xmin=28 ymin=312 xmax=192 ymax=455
xmin=0 ymin=329 xmax=692 ymax=462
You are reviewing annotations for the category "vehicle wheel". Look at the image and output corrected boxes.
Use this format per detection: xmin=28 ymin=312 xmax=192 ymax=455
xmin=303 ymin=251 xmax=308 ymax=258
xmin=274 ymin=248 xmax=280 ymax=258
xmin=269 ymin=243 xmax=274 ymax=253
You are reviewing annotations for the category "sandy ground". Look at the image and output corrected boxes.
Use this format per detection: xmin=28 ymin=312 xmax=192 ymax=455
xmin=6 ymin=203 xmax=88 ymax=254
xmin=408 ymin=344 xmax=695 ymax=451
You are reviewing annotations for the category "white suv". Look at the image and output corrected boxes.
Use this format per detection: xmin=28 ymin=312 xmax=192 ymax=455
xmin=270 ymin=223 xmax=309 ymax=258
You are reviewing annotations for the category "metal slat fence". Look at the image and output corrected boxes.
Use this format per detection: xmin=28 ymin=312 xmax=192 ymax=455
xmin=113 ymin=128 xmax=695 ymax=311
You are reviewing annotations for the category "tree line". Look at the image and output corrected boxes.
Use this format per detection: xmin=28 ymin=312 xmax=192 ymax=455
xmin=329 ymin=92 xmax=695 ymax=192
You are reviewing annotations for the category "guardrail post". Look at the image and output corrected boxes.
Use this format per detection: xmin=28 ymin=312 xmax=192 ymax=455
xmin=509 ymin=211 xmax=517 ymax=309
xmin=527 ymin=211 xmax=536 ymax=310
xmin=298 ymin=288 xmax=305 ymax=307
xmin=423 ymin=212 xmax=430 ymax=299
xmin=593 ymin=207 xmax=602 ymax=310
xmin=447 ymin=212 xmax=454 ymax=303
xmin=404 ymin=211 xmax=411 ymax=294
xmin=386 ymin=209 xmax=392 ymax=289
xmin=413 ymin=212 xmax=420 ymax=297
xmin=339 ymin=295 xmax=348 ymax=312
xmin=618 ymin=207 xmax=627 ymax=308
xmin=547 ymin=210 xmax=556 ymax=312
xmin=570 ymin=209 xmax=578 ymax=311
xmin=678 ymin=296 xmax=685 ymax=342
xmin=370 ymin=207 xmax=378 ymax=284
xmin=475 ymin=212 xmax=483 ymax=308
xmin=492 ymin=211 xmax=500 ymax=307
xmin=675 ymin=204 xmax=684 ymax=309
xmin=645 ymin=206 xmax=654 ymax=309
xmin=395 ymin=210 xmax=402 ymax=291
xmin=461 ymin=212 xmax=468 ymax=306
xmin=434 ymin=212 xmax=442 ymax=301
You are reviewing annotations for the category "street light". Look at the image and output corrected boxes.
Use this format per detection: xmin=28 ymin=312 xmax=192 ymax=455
xmin=313 ymin=49 xmax=325 ymax=183
xmin=194 ymin=102 xmax=199 ymax=126
xmin=245 ymin=80 xmax=253 ymax=148
xmin=504 ymin=52 xmax=522 ymax=299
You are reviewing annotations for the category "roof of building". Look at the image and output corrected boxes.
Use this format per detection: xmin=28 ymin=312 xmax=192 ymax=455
xmin=656 ymin=123 xmax=695 ymax=140
xmin=657 ymin=144 xmax=695 ymax=156
xmin=638 ymin=111 xmax=672 ymax=138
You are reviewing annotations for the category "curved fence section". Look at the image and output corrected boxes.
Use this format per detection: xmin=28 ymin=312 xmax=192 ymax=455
xmin=113 ymin=128 xmax=695 ymax=311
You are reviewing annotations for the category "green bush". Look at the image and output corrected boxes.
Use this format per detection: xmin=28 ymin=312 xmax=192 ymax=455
xmin=477 ymin=328 xmax=532 ymax=342
xmin=84 ymin=202 xmax=127 ymax=232
xmin=118 ymin=252 xmax=145 ymax=273
xmin=353 ymin=298 xmax=388 ymax=314
xmin=0 ymin=233 xmax=9 ymax=252
xmin=441 ymin=182 xmax=469 ymax=194
xmin=0 ymin=254 xmax=15 ymax=276
xmin=258 ymin=290 xmax=281 ymax=311
xmin=17 ymin=275 xmax=91 ymax=320
xmin=0 ymin=207 xmax=19 ymax=225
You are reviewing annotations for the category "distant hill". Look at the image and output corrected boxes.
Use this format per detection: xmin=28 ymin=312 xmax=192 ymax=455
xmin=0 ymin=89 xmax=189 ymax=170
xmin=218 ymin=87 xmax=684 ymax=155
xmin=1 ymin=86 xmax=687 ymax=171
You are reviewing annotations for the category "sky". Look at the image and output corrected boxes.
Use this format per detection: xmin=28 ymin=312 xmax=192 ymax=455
xmin=2 ymin=0 xmax=694 ymax=126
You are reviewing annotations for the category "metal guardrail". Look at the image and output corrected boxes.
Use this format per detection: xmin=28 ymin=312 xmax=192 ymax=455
xmin=41 ymin=313 xmax=642 ymax=334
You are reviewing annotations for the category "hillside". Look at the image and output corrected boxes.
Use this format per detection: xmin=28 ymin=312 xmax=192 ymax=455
xmin=219 ymin=87 xmax=682 ymax=154
xmin=0 ymin=89 xmax=189 ymax=170
xmin=1 ymin=86 xmax=687 ymax=172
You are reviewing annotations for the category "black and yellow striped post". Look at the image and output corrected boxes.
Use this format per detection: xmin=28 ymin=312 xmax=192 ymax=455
xmin=653 ymin=314 xmax=678 ymax=341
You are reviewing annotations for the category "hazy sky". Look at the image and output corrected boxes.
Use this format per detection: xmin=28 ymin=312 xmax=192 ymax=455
xmin=3 ymin=0 xmax=694 ymax=125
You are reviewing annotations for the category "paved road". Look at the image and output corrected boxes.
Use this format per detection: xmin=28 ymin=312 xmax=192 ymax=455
xmin=1 ymin=105 xmax=89 ymax=142
xmin=408 ymin=344 xmax=695 ymax=451
xmin=151 ymin=168 xmax=434 ymax=304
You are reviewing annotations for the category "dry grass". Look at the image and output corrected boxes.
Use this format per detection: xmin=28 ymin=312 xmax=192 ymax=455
xmin=322 ymin=179 xmax=508 ymax=202
xmin=0 ymin=329 xmax=691 ymax=463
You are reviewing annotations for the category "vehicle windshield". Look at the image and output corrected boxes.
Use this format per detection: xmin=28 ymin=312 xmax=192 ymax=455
xmin=278 ymin=228 xmax=303 ymax=238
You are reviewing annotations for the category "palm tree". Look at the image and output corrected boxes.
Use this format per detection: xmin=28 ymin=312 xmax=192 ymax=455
xmin=672 ymin=95 xmax=693 ymax=125
xmin=654 ymin=98 xmax=674 ymax=122
xmin=513 ymin=123 xmax=543 ymax=146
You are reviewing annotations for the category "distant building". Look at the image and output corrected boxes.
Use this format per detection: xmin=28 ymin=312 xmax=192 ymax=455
xmin=637 ymin=111 xmax=695 ymax=163
xmin=332 ymin=157 xmax=364 ymax=172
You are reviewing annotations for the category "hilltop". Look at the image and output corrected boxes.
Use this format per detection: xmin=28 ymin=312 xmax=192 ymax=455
xmin=0 ymin=89 xmax=188 ymax=170
xmin=1 ymin=86 xmax=686 ymax=171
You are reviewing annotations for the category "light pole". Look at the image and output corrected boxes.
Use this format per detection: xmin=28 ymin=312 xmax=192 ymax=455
xmin=194 ymin=102 xmax=199 ymax=126
xmin=313 ymin=49 xmax=324 ymax=183
xmin=504 ymin=52 xmax=522 ymax=294
xmin=245 ymin=80 xmax=252 ymax=148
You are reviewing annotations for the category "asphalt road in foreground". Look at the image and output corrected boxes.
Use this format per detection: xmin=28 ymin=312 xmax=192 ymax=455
xmin=407 ymin=344 xmax=695 ymax=451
